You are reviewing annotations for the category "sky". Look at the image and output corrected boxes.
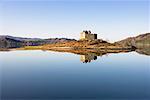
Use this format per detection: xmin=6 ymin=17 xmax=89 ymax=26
xmin=0 ymin=0 xmax=149 ymax=42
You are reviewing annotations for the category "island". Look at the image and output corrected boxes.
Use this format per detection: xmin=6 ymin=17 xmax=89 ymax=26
xmin=0 ymin=31 xmax=150 ymax=57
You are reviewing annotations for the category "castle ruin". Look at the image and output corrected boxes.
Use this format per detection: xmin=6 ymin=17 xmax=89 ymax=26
xmin=80 ymin=30 xmax=97 ymax=40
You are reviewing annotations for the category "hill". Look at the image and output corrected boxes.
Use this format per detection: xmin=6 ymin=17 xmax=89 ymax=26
xmin=116 ymin=33 xmax=150 ymax=48
xmin=0 ymin=35 xmax=76 ymax=48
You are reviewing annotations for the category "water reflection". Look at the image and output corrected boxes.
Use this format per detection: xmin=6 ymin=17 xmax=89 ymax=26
xmin=48 ymin=48 xmax=150 ymax=63
xmin=0 ymin=48 xmax=149 ymax=64
xmin=136 ymin=48 xmax=150 ymax=56
xmin=80 ymin=53 xmax=97 ymax=63
xmin=1 ymin=50 xmax=150 ymax=100
xmin=79 ymin=48 xmax=150 ymax=63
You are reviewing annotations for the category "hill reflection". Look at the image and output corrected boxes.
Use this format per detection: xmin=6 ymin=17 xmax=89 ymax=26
xmin=46 ymin=48 xmax=150 ymax=63
xmin=0 ymin=48 xmax=149 ymax=63
xmin=136 ymin=48 xmax=150 ymax=56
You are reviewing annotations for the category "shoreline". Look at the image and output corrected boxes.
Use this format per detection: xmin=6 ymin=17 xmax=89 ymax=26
xmin=0 ymin=46 xmax=149 ymax=56
xmin=2 ymin=45 xmax=133 ymax=56
xmin=0 ymin=45 xmax=133 ymax=51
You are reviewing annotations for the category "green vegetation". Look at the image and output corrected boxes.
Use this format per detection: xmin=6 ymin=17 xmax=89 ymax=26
xmin=19 ymin=46 xmax=43 ymax=50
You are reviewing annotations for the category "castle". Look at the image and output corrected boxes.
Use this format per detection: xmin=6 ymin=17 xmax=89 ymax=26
xmin=80 ymin=30 xmax=97 ymax=40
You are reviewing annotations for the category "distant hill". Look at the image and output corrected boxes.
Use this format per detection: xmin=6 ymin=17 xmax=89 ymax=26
xmin=0 ymin=35 xmax=76 ymax=48
xmin=116 ymin=33 xmax=150 ymax=48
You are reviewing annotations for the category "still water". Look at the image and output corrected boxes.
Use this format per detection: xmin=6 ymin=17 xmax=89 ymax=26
xmin=0 ymin=50 xmax=150 ymax=100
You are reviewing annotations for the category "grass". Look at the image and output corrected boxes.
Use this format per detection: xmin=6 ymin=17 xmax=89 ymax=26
xmin=19 ymin=46 xmax=43 ymax=50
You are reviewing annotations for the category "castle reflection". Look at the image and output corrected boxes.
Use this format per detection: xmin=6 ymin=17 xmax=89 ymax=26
xmin=80 ymin=53 xmax=97 ymax=63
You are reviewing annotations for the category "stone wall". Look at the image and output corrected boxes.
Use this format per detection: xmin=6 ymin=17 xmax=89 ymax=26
xmin=80 ymin=32 xmax=86 ymax=40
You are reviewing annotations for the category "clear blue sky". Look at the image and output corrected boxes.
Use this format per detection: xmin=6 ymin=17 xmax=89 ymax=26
xmin=0 ymin=0 xmax=149 ymax=42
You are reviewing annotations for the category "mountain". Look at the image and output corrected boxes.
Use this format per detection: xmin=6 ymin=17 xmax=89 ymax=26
xmin=116 ymin=33 xmax=150 ymax=48
xmin=0 ymin=35 xmax=76 ymax=48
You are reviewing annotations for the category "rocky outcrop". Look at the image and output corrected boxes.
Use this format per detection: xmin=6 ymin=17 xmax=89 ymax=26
xmin=42 ymin=39 xmax=133 ymax=51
